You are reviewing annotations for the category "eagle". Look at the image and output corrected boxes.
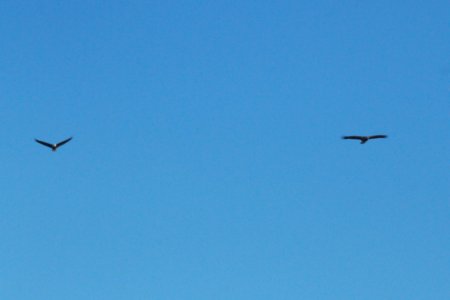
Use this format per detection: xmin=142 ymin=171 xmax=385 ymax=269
xmin=342 ymin=135 xmax=387 ymax=144
xmin=35 ymin=137 xmax=73 ymax=151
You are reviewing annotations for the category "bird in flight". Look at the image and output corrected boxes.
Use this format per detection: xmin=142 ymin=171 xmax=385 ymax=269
xmin=35 ymin=137 xmax=73 ymax=151
xmin=342 ymin=135 xmax=387 ymax=144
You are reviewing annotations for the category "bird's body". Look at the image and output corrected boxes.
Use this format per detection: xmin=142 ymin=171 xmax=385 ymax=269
xmin=35 ymin=137 xmax=73 ymax=151
xmin=342 ymin=135 xmax=387 ymax=144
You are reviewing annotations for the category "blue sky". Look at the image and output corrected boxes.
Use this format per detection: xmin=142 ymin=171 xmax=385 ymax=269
xmin=0 ymin=1 xmax=449 ymax=299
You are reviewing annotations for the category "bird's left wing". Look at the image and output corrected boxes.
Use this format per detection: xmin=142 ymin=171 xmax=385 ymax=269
xmin=368 ymin=135 xmax=387 ymax=139
xmin=56 ymin=137 xmax=73 ymax=148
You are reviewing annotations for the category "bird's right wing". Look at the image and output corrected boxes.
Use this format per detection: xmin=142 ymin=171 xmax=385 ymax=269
xmin=35 ymin=139 xmax=54 ymax=149
xmin=342 ymin=136 xmax=363 ymax=140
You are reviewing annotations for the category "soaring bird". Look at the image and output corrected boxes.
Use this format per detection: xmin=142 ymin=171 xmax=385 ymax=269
xmin=342 ymin=135 xmax=387 ymax=144
xmin=35 ymin=137 xmax=73 ymax=151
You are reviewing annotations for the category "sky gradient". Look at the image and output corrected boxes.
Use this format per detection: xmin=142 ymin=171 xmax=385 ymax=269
xmin=0 ymin=1 xmax=449 ymax=299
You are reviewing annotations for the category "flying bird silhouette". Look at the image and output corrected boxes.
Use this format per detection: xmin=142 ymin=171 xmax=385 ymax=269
xmin=35 ymin=137 xmax=73 ymax=151
xmin=342 ymin=135 xmax=387 ymax=144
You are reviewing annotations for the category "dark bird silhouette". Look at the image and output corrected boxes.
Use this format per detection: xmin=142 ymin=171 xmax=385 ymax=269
xmin=342 ymin=135 xmax=387 ymax=144
xmin=35 ymin=137 xmax=73 ymax=151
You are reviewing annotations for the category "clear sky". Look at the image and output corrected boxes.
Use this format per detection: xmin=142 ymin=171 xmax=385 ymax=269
xmin=0 ymin=1 xmax=449 ymax=299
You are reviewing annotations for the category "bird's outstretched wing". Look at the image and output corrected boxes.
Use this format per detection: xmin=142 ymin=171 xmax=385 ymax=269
xmin=368 ymin=135 xmax=387 ymax=140
xmin=342 ymin=136 xmax=364 ymax=141
xmin=35 ymin=139 xmax=54 ymax=149
xmin=56 ymin=137 xmax=73 ymax=148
